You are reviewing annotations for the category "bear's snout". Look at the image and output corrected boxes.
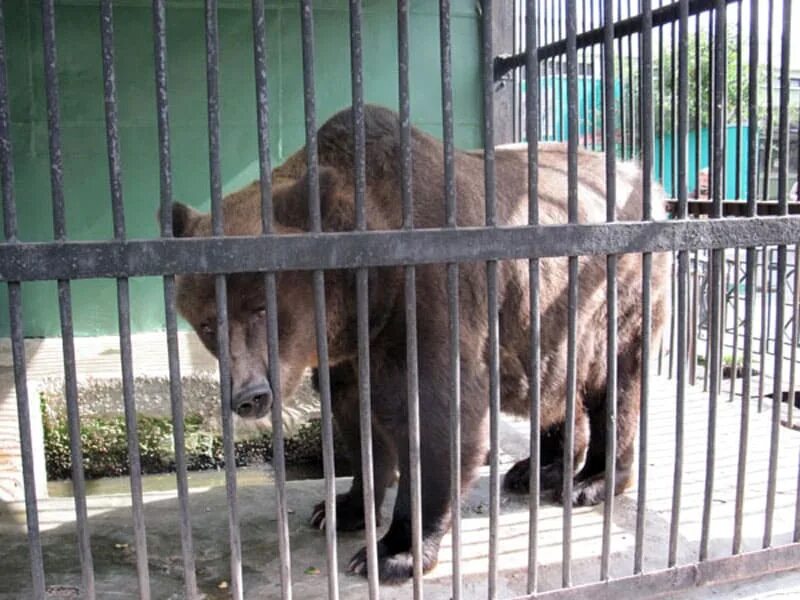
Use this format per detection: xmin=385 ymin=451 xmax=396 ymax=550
xmin=232 ymin=381 xmax=273 ymax=419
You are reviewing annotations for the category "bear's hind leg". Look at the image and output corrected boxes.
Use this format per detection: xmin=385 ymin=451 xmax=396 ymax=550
xmin=569 ymin=377 xmax=640 ymax=507
xmin=347 ymin=356 xmax=487 ymax=584
xmin=504 ymin=402 xmax=591 ymax=503
xmin=310 ymin=363 xmax=398 ymax=532
xmin=503 ymin=423 xmax=564 ymax=494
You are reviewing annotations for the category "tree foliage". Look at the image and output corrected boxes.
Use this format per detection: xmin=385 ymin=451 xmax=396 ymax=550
xmin=653 ymin=28 xmax=758 ymax=133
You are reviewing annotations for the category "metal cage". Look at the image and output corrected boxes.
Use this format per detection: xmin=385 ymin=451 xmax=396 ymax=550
xmin=1 ymin=0 xmax=799 ymax=598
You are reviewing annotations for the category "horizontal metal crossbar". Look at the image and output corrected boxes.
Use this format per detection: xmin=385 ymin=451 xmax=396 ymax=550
xmin=493 ymin=0 xmax=739 ymax=81
xmin=2 ymin=216 xmax=798 ymax=281
xmin=517 ymin=542 xmax=800 ymax=600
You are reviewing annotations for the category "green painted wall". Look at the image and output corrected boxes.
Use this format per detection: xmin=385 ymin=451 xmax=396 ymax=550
xmin=1 ymin=0 xmax=483 ymax=337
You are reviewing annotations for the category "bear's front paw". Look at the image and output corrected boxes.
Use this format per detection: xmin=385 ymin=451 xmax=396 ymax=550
xmin=503 ymin=458 xmax=531 ymax=493
xmin=555 ymin=475 xmax=606 ymax=507
xmin=310 ymin=492 xmax=379 ymax=532
xmin=346 ymin=540 xmax=438 ymax=584
xmin=503 ymin=458 xmax=565 ymax=494
xmin=559 ymin=471 xmax=632 ymax=507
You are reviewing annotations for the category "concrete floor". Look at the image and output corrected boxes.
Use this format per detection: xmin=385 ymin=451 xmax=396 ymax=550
xmin=2 ymin=327 xmax=800 ymax=598
xmin=2 ymin=368 xmax=800 ymax=597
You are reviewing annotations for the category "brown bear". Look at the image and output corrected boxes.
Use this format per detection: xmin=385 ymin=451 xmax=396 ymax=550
xmin=171 ymin=105 xmax=669 ymax=583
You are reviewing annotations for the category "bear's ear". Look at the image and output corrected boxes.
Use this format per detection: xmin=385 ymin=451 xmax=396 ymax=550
xmin=167 ymin=202 xmax=202 ymax=238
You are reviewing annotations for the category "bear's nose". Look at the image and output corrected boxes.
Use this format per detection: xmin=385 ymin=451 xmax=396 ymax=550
xmin=232 ymin=381 xmax=273 ymax=419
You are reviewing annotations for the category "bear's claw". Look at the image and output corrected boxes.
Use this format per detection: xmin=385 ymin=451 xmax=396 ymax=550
xmin=310 ymin=504 xmax=326 ymax=530
xmin=310 ymin=493 xmax=381 ymax=532
xmin=346 ymin=543 xmax=438 ymax=585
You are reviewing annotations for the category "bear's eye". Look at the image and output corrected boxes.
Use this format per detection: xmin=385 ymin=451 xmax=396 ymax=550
xmin=200 ymin=322 xmax=214 ymax=337
xmin=252 ymin=307 xmax=266 ymax=320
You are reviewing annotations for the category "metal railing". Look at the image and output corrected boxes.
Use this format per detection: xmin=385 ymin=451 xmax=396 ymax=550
xmin=0 ymin=0 xmax=798 ymax=599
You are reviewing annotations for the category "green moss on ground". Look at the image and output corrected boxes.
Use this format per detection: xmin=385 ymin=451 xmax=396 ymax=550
xmin=42 ymin=394 xmax=332 ymax=480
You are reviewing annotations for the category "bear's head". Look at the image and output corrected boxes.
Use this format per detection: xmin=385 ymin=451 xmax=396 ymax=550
xmin=167 ymin=169 xmax=350 ymax=420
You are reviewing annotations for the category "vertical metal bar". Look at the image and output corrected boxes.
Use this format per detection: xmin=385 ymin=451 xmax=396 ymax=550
xmin=205 ymin=0 xmax=224 ymax=234
xmin=633 ymin=0 xmax=656 ymax=577
xmin=481 ymin=3 xmax=500 ymax=598
xmin=251 ymin=1 xmax=295 ymax=598
xmin=668 ymin=0 xmax=688 ymax=567
xmin=764 ymin=0 xmax=792 ymax=549
xmin=788 ymin=235 xmax=800 ymax=422
xmin=758 ymin=243 xmax=768 ymax=412
xmin=349 ymin=2 xmax=365 ymax=233
xmin=718 ymin=268 xmax=727 ymax=402
xmin=657 ymin=0 xmax=664 ymax=199
xmin=701 ymin=9 xmax=713 ymax=396
xmin=8 ymin=284 xmax=46 ymax=599
xmin=734 ymin=276 xmax=753 ymax=522
xmin=693 ymin=10 xmax=701 ymax=200
xmin=41 ymin=0 xmax=66 ymax=242
xmin=581 ymin=0 xmax=586 ymax=148
xmin=599 ymin=0 xmax=606 ymax=150
xmin=57 ymin=287 xmax=96 ymax=599
xmin=205 ymin=2 xmax=243 ymax=597
xmin=667 ymin=0 xmax=689 ymax=570
xmin=162 ymin=284 xmax=199 ymax=596
xmin=0 ymin=7 xmax=45 ymax=597
xmin=734 ymin=0 xmax=743 ymax=201
xmin=729 ymin=246 xmax=741 ymax=404
xmin=512 ymin=1 xmax=520 ymax=142
xmin=762 ymin=0 xmax=775 ymax=203
xmin=404 ymin=270 xmax=422 ymax=598
xmin=733 ymin=1 xmax=759 ymax=555
xmin=152 ymin=3 xmax=197 ymax=595
xmin=397 ymin=2 xmax=422 ymax=594
xmin=704 ymin=259 xmax=711 ymax=391
xmin=754 ymin=0 xmax=775 ymax=413
xmin=794 ymin=128 xmax=800 ymax=543
xmin=551 ymin=0 xmax=557 ymax=140
xmin=626 ymin=0 xmax=634 ymax=159
xmin=670 ymin=11 xmax=678 ymax=201
xmin=300 ymin=4 xmax=377 ymax=598
xmin=688 ymin=7 xmax=701 ymax=388
xmin=617 ymin=0 xmax=626 ymax=158
xmin=302 ymin=2 xmax=355 ymax=598
xmin=35 ymin=2 xmax=100 ymax=596
xmin=690 ymin=247 xmax=698 ymax=385
xmin=100 ymin=0 xmax=125 ymax=241
xmin=589 ymin=0 xmax=597 ymax=150
xmin=0 ymin=1 xmax=17 ymax=273
xmin=265 ymin=280 xmax=295 ymax=595
xmin=558 ymin=0 xmax=565 ymax=141
xmin=539 ymin=0 xmax=550 ymax=140
xmin=525 ymin=2 xmax=540 ymax=593
xmin=98 ymin=9 xmax=152 ymax=595
xmin=700 ymin=0 xmax=726 ymax=562
xmin=788 ymin=244 xmax=798 ymax=427
xmin=562 ymin=0 xmax=579 ymax=587
xmin=438 ymin=1 xmax=461 ymax=598
xmin=791 ymin=138 xmax=800 ymax=414
xmin=668 ymin=255 xmax=677 ymax=379
xmin=601 ymin=0 xmax=620 ymax=581
xmin=667 ymin=7 xmax=677 ymax=376
xmin=118 ymin=282 xmax=152 ymax=598
xmin=251 ymin=0 xmax=272 ymax=235
xmin=706 ymin=14 xmax=714 ymax=208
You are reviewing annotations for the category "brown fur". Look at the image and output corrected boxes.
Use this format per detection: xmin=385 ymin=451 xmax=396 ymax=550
xmin=171 ymin=105 xmax=669 ymax=583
